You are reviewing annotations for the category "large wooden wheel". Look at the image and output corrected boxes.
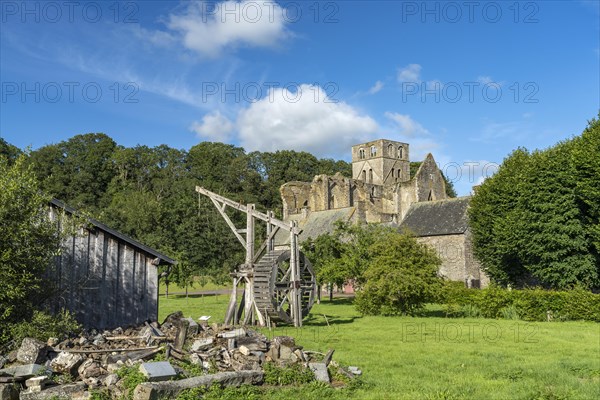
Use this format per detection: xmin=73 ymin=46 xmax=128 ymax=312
xmin=253 ymin=249 xmax=316 ymax=324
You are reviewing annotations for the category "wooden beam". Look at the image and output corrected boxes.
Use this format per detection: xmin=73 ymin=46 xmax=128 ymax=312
xmin=196 ymin=186 xmax=301 ymax=234
xmin=252 ymin=225 xmax=280 ymax=263
xmin=210 ymin=198 xmax=246 ymax=249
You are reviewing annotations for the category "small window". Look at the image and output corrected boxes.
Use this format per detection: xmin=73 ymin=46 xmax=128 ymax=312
xmin=398 ymin=146 xmax=403 ymax=158
xmin=358 ymin=148 xmax=365 ymax=159
xmin=391 ymin=168 xmax=395 ymax=180
xmin=398 ymin=169 xmax=402 ymax=178
xmin=369 ymin=169 xmax=373 ymax=183
xmin=362 ymin=170 xmax=366 ymax=181
xmin=370 ymin=146 xmax=377 ymax=157
xmin=388 ymin=144 xmax=394 ymax=156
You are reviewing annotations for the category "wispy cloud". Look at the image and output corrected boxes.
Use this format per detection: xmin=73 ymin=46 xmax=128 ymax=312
xmin=368 ymin=80 xmax=384 ymax=94
xmin=397 ymin=64 xmax=422 ymax=83
xmin=190 ymin=111 xmax=235 ymax=141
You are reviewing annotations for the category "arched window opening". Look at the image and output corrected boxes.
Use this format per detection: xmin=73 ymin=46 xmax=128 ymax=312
xmin=398 ymin=146 xmax=404 ymax=158
xmin=362 ymin=170 xmax=366 ymax=181
xmin=388 ymin=144 xmax=394 ymax=156
xmin=370 ymin=146 xmax=377 ymax=157
xmin=391 ymin=168 xmax=395 ymax=182
xmin=369 ymin=169 xmax=373 ymax=183
xmin=359 ymin=148 xmax=365 ymax=159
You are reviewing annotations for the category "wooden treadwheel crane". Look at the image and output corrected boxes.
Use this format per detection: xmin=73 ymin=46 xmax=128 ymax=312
xmin=195 ymin=186 xmax=316 ymax=328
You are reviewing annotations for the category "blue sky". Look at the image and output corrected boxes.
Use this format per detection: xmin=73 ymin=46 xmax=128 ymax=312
xmin=1 ymin=0 xmax=598 ymax=195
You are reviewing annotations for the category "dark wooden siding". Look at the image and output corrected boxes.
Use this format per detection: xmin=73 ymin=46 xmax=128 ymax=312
xmin=48 ymin=207 xmax=161 ymax=329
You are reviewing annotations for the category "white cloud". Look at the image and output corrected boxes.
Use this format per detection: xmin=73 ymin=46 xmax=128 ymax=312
xmin=167 ymin=0 xmax=289 ymax=57
xmin=190 ymin=111 xmax=235 ymax=141
xmin=397 ymin=64 xmax=422 ymax=83
xmin=384 ymin=112 xmax=430 ymax=137
xmin=368 ymin=80 xmax=384 ymax=94
xmin=236 ymin=84 xmax=378 ymax=157
xmin=476 ymin=76 xmax=493 ymax=84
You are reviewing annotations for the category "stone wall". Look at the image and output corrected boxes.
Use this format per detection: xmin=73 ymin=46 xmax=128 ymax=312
xmin=416 ymin=234 xmax=467 ymax=283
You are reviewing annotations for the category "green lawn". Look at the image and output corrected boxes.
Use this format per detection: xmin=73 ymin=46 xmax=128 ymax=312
xmin=159 ymin=295 xmax=600 ymax=400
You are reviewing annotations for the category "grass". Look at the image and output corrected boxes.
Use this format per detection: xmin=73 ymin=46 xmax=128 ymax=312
xmin=159 ymin=295 xmax=600 ymax=400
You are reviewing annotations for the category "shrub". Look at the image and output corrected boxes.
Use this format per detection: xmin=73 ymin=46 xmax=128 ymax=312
xmin=354 ymin=232 xmax=443 ymax=316
xmin=441 ymin=284 xmax=600 ymax=322
xmin=8 ymin=309 xmax=81 ymax=349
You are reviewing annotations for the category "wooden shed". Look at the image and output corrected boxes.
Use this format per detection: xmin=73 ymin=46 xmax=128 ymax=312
xmin=48 ymin=199 xmax=176 ymax=329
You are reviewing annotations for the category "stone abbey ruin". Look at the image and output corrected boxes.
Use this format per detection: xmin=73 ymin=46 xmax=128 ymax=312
xmin=279 ymin=139 xmax=489 ymax=289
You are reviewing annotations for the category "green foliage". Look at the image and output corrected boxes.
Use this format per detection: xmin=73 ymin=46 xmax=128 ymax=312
xmin=9 ymin=309 xmax=81 ymax=346
xmin=263 ymin=362 xmax=315 ymax=386
xmin=354 ymin=232 xmax=443 ymax=316
xmin=469 ymin=115 xmax=600 ymax=290
xmin=441 ymin=285 xmax=600 ymax=322
xmin=116 ymin=365 xmax=147 ymax=400
xmin=0 ymin=155 xmax=61 ymax=345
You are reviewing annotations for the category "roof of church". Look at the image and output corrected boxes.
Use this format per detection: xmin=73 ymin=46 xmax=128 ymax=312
xmin=399 ymin=197 xmax=471 ymax=237
xmin=275 ymin=207 xmax=356 ymax=245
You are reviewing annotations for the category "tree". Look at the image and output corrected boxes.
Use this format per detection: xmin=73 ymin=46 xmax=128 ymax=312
xmin=469 ymin=115 xmax=600 ymax=290
xmin=354 ymin=232 xmax=443 ymax=316
xmin=0 ymin=138 xmax=22 ymax=164
xmin=0 ymin=155 xmax=61 ymax=342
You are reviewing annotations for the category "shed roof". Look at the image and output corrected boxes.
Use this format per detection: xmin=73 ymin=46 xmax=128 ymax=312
xmin=50 ymin=198 xmax=176 ymax=265
xmin=399 ymin=197 xmax=471 ymax=237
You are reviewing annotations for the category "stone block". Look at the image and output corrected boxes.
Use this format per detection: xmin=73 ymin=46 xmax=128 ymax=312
xmin=139 ymin=362 xmax=177 ymax=382
xmin=279 ymin=345 xmax=294 ymax=362
xmin=308 ymin=363 xmax=330 ymax=383
xmin=218 ymin=328 xmax=246 ymax=339
xmin=17 ymin=339 xmax=47 ymax=365
xmin=0 ymin=364 xmax=44 ymax=378
xmin=190 ymin=338 xmax=213 ymax=352
xmin=238 ymin=346 xmax=251 ymax=356
xmin=78 ymin=359 xmax=105 ymax=379
xmin=50 ymin=352 xmax=83 ymax=376
xmin=103 ymin=374 xmax=119 ymax=387
xmin=348 ymin=366 xmax=362 ymax=376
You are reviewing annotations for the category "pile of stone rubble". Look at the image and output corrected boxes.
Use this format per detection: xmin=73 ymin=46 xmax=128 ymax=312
xmin=0 ymin=311 xmax=361 ymax=400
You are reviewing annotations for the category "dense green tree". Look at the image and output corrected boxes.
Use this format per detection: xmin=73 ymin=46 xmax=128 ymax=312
xmin=29 ymin=133 xmax=118 ymax=214
xmin=0 ymin=138 xmax=22 ymax=164
xmin=469 ymin=116 xmax=600 ymax=290
xmin=0 ymin=155 xmax=61 ymax=342
xmin=354 ymin=232 xmax=443 ymax=316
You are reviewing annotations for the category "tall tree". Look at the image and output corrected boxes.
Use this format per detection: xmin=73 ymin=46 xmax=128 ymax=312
xmin=0 ymin=155 xmax=61 ymax=342
xmin=469 ymin=115 xmax=600 ymax=290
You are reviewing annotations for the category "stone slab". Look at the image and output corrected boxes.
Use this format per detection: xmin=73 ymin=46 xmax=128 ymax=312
xmin=308 ymin=363 xmax=330 ymax=383
xmin=191 ymin=338 xmax=213 ymax=352
xmin=0 ymin=364 xmax=44 ymax=378
xmin=133 ymin=370 xmax=263 ymax=400
xmin=19 ymin=382 xmax=87 ymax=400
xmin=139 ymin=362 xmax=177 ymax=382
xmin=218 ymin=328 xmax=246 ymax=339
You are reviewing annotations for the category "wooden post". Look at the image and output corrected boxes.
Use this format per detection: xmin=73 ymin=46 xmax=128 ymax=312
xmin=224 ymin=277 xmax=238 ymax=325
xmin=289 ymin=221 xmax=302 ymax=327
xmin=243 ymin=205 xmax=255 ymax=325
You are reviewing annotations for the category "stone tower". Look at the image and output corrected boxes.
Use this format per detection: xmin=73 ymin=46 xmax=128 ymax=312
xmin=351 ymin=139 xmax=410 ymax=186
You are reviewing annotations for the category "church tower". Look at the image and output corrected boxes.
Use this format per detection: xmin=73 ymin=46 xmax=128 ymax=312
xmin=351 ymin=139 xmax=410 ymax=186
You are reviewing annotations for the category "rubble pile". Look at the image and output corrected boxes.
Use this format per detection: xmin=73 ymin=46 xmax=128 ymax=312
xmin=0 ymin=312 xmax=361 ymax=400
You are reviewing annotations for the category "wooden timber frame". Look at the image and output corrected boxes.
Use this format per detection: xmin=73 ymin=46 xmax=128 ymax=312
xmin=195 ymin=186 xmax=306 ymax=328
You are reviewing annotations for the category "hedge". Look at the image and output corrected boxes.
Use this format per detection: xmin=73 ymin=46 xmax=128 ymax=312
xmin=440 ymin=282 xmax=600 ymax=322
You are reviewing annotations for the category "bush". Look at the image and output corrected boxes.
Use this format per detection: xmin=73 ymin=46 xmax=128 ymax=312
xmin=441 ymin=285 xmax=600 ymax=322
xmin=7 ymin=309 xmax=81 ymax=349
xmin=355 ymin=232 xmax=443 ymax=316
